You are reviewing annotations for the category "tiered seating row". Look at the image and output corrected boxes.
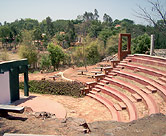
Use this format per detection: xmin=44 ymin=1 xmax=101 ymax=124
xmin=86 ymin=54 xmax=165 ymax=122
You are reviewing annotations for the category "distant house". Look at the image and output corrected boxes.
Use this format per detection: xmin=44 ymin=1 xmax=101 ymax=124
xmin=115 ymin=25 xmax=121 ymax=28
xmin=59 ymin=32 xmax=66 ymax=35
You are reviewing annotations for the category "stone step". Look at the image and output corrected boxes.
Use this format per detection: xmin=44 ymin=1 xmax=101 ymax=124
xmin=108 ymin=73 xmax=117 ymax=76
xmin=116 ymin=65 xmax=124 ymax=69
xmin=97 ymin=85 xmax=138 ymax=121
xmin=106 ymin=75 xmax=113 ymax=78
xmin=89 ymin=91 xmax=98 ymax=95
xmin=156 ymin=80 xmax=166 ymax=86
xmin=146 ymin=85 xmax=157 ymax=93
xmin=98 ymin=82 xmax=105 ymax=86
xmin=114 ymin=104 xmax=122 ymax=111
xmin=118 ymin=62 xmax=166 ymax=78
xmin=124 ymin=58 xmax=132 ymax=62
xmin=141 ymin=88 xmax=152 ymax=94
xmin=100 ymin=80 xmax=109 ymax=84
xmin=128 ymin=96 xmax=137 ymax=103
xmin=119 ymin=102 xmax=127 ymax=110
xmin=87 ymin=93 xmax=121 ymax=121
xmin=92 ymin=88 xmax=101 ymax=92
xmin=159 ymin=77 xmax=166 ymax=83
xmin=131 ymin=93 xmax=142 ymax=102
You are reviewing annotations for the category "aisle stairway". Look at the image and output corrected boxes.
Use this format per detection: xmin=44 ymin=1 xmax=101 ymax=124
xmin=85 ymin=54 xmax=166 ymax=122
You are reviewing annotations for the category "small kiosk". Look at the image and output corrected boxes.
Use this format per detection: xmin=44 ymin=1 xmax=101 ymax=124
xmin=0 ymin=59 xmax=29 ymax=104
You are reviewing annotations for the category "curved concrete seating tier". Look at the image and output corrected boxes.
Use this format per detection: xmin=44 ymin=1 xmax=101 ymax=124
xmin=95 ymin=84 xmax=138 ymax=121
xmin=118 ymin=62 xmax=166 ymax=78
xmin=85 ymin=53 xmax=166 ymax=122
xmin=112 ymin=70 xmax=166 ymax=100
xmin=126 ymin=56 xmax=166 ymax=67
xmin=132 ymin=54 xmax=166 ymax=63
xmin=103 ymin=77 xmax=159 ymax=115
xmin=87 ymin=93 xmax=121 ymax=121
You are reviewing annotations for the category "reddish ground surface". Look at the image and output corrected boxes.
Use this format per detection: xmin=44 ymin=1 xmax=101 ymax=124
xmin=18 ymin=62 xmax=113 ymax=123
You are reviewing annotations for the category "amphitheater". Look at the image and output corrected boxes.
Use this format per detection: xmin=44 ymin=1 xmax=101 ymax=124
xmin=84 ymin=34 xmax=166 ymax=122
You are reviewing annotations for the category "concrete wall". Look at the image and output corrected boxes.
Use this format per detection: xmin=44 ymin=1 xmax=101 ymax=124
xmin=0 ymin=71 xmax=10 ymax=104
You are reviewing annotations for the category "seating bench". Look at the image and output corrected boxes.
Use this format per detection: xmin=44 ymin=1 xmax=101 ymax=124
xmin=0 ymin=105 xmax=24 ymax=116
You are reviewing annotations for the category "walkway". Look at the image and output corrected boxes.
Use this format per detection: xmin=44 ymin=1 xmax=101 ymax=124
xmin=12 ymin=93 xmax=67 ymax=119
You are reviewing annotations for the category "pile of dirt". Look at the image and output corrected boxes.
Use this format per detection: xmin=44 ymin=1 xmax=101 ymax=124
xmin=1 ymin=111 xmax=166 ymax=136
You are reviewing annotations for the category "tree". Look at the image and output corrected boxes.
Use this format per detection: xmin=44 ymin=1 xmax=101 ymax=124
xmin=103 ymin=13 xmax=112 ymax=23
xmin=86 ymin=42 xmax=101 ymax=64
xmin=0 ymin=25 xmax=13 ymax=48
xmin=136 ymin=0 xmax=166 ymax=32
xmin=83 ymin=11 xmax=94 ymax=22
xmin=99 ymin=29 xmax=112 ymax=49
xmin=131 ymin=33 xmax=150 ymax=54
xmin=47 ymin=43 xmax=64 ymax=71
xmin=88 ymin=20 xmax=102 ymax=38
xmin=19 ymin=45 xmax=38 ymax=68
xmin=33 ymin=27 xmax=43 ymax=49
xmin=94 ymin=9 xmax=99 ymax=20
xmin=40 ymin=54 xmax=51 ymax=70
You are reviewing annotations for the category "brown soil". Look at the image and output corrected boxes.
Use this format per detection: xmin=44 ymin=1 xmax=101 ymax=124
xmin=1 ymin=60 xmax=166 ymax=135
xmin=1 ymin=112 xmax=166 ymax=136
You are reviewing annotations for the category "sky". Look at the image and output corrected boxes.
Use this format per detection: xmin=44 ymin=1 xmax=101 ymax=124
xmin=0 ymin=0 xmax=165 ymax=25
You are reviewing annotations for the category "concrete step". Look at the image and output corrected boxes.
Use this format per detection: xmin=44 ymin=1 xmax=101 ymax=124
xmin=87 ymin=93 xmax=121 ymax=121
xmin=116 ymin=65 xmax=124 ymax=69
xmin=106 ymin=75 xmax=113 ymax=78
xmin=132 ymin=93 xmax=142 ymax=102
xmin=98 ymin=82 xmax=105 ymax=86
xmin=100 ymin=80 xmax=109 ymax=84
xmin=92 ymin=88 xmax=101 ymax=92
xmin=119 ymin=102 xmax=127 ymax=110
xmin=89 ymin=91 xmax=98 ymax=95
xmin=141 ymin=88 xmax=152 ymax=94
xmin=108 ymin=73 xmax=117 ymax=76
xmin=114 ymin=104 xmax=122 ymax=111
xmin=146 ymin=85 xmax=157 ymax=93
xmin=159 ymin=77 xmax=166 ymax=83
xmin=93 ymin=84 xmax=138 ymax=121
xmin=156 ymin=80 xmax=166 ymax=86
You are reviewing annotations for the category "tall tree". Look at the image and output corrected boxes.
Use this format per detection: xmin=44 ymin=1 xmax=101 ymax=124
xmin=47 ymin=43 xmax=64 ymax=71
xmin=94 ymin=9 xmax=99 ymax=20
xmin=136 ymin=0 xmax=166 ymax=32
xmin=99 ymin=29 xmax=112 ymax=49
xmin=83 ymin=11 xmax=94 ymax=22
xmin=103 ymin=13 xmax=113 ymax=23
xmin=46 ymin=17 xmax=55 ymax=37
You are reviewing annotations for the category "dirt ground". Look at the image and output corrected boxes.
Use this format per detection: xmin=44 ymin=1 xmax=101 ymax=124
xmin=2 ymin=62 xmax=166 ymax=135
xmin=1 ymin=111 xmax=166 ymax=136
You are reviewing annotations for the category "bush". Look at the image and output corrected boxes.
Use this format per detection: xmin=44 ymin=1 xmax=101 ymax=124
xmin=131 ymin=33 xmax=150 ymax=54
xmin=18 ymin=45 xmax=38 ymax=66
xmin=40 ymin=54 xmax=51 ymax=70
xmin=86 ymin=42 xmax=101 ymax=65
xmin=47 ymin=43 xmax=65 ymax=71
xmin=19 ymin=80 xmax=85 ymax=97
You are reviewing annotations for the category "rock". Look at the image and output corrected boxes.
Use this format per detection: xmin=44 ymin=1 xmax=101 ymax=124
xmin=24 ymin=106 xmax=33 ymax=113
xmin=70 ymin=110 xmax=76 ymax=113
xmin=61 ymin=117 xmax=91 ymax=134
xmin=33 ymin=111 xmax=56 ymax=119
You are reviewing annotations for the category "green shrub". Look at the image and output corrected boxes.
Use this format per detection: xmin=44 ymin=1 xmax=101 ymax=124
xmin=86 ymin=43 xmax=101 ymax=65
xmin=131 ymin=33 xmax=150 ymax=54
xmin=40 ymin=54 xmax=51 ymax=70
xmin=19 ymin=80 xmax=85 ymax=97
